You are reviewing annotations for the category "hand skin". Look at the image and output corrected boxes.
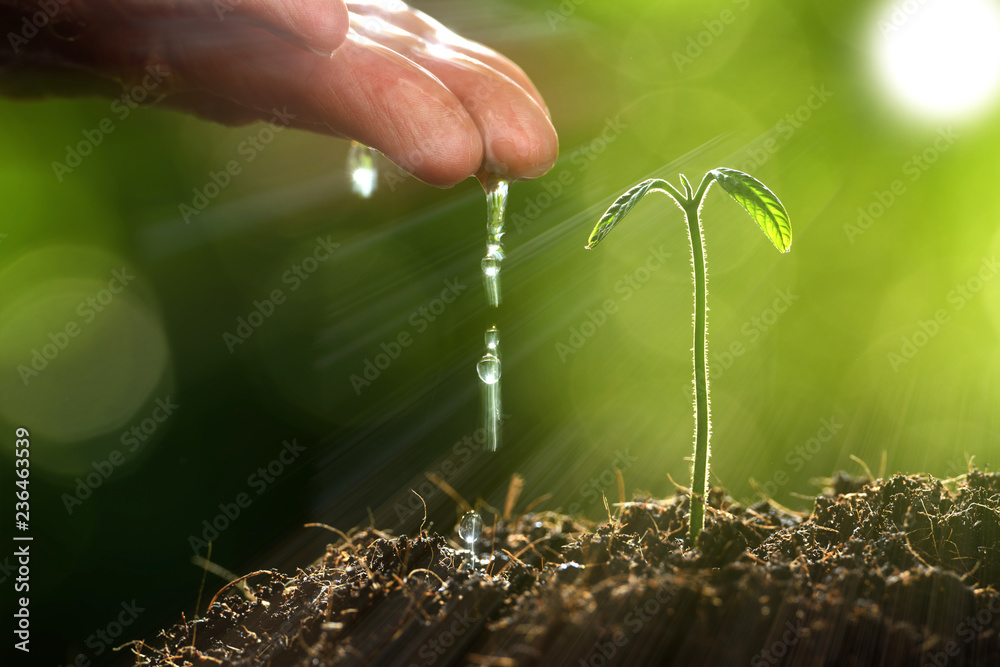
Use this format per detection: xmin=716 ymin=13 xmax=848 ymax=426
xmin=0 ymin=0 xmax=558 ymax=186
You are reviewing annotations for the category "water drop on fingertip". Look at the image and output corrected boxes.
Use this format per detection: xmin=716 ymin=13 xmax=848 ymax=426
xmin=347 ymin=141 xmax=378 ymax=198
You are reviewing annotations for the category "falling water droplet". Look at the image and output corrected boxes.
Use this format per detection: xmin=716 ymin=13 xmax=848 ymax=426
xmin=477 ymin=353 xmax=501 ymax=384
xmin=479 ymin=351 xmax=502 ymax=452
xmin=459 ymin=511 xmax=483 ymax=544
xmin=459 ymin=510 xmax=483 ymax=570
xmin=482 ymin=256 xmax=500 ymax=276
xmin=485 ymin=326 xmax=500 ymax=352
xmin=479 ymin=327 xmax=502 ymax=452
xmin=347 ymin=141 xmax=378 ymax=198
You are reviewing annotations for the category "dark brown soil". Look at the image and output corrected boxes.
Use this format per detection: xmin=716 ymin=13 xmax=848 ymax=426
xmin=129 ymin=471 xmax=1000 ymax=666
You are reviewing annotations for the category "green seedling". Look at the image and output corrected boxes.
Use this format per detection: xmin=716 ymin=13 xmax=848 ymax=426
xmin=586 ymin=169 xmax=792 ymax=543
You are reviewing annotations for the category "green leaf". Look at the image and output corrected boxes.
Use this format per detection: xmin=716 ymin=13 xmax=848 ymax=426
xmin=586 ymin=179 xmax=668 ymax=249
xmin=709 ymin=168 xmax=792 ymax=253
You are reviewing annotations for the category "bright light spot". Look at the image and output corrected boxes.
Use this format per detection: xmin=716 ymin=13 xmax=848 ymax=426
xmin=871 ymin=0 xmax=1000 ymax=119
xmin=351 ymin=167 xmax=377 ymax=198
xmin=347 ymin=141 xmax=378 ymax=198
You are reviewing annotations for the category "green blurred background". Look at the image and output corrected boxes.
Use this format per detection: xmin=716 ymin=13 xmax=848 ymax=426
xmin=2 ymin=0 xmax=999 ymax=663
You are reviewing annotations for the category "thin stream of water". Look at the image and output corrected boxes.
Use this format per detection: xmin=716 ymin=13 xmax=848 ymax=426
xmin=478 ymin=178 xmax=509 ymax=453
xmin=344 ymin=151 xmax=502 ymax=565
xmin=346 ymin=150 xmax=508 ymax=454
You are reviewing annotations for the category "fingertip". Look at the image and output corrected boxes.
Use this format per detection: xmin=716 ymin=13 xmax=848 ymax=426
xmin=308 ymin=0 xmax=350 ymax=55
xmin=521 ymin=113 xmax=560 ymax=179
xmin=484 ymin=103 xmax=559 ymax=181
xmin=394 ymin=115 xmax=483 ymax=188
xmin=239 ymin=0 xmax=350 ymax=56
xmin=317 ymin=39 xmax=483 ymax=188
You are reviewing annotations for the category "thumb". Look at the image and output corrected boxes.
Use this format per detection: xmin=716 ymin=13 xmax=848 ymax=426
xmin=220 ymin=0 xmax=350 ymax=55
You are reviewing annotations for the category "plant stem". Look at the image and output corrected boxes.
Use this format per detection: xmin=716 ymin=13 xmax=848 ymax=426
xmin=683 ymin=197 xmax=711 ymax=544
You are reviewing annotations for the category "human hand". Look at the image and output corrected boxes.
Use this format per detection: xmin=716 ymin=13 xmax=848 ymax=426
xmin=2 ymin=0 xmax=557 ymax=186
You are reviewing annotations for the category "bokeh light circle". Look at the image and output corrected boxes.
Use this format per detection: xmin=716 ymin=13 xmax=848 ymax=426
xmin=871 ymin=0 xmax=1000 ymax=119
xmin=0 ymin=246 xmax=170 ymax=473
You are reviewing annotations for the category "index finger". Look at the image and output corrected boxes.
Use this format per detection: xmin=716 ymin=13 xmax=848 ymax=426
xmin=347 ymin=0 xmax=549 ymax=114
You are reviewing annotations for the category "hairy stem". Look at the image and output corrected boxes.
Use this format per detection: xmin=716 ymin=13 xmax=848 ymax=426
xmin=684 ymin=198 xmax=711 ymax=543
